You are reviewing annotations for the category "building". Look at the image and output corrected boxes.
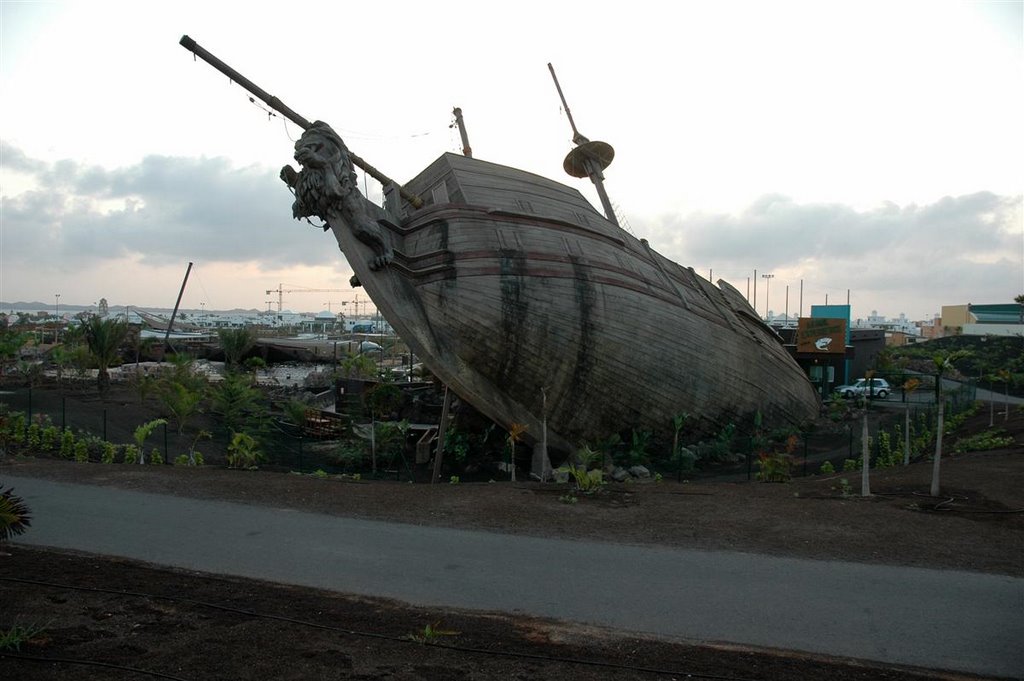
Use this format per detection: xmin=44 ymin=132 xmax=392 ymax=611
xmin=940 ymin=302 xmax=1024 ymax=338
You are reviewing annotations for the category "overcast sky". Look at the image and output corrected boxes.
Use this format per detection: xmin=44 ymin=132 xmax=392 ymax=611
xmin=1 ymin=0 xmax=1021 ymax=320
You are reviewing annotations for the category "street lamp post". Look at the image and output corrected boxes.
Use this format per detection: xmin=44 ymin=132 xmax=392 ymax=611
xmin=761 ymin=274 xmax=774 ymax=320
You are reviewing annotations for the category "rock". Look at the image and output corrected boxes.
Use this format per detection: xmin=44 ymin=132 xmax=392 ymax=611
xmin=611 ymin=467 xmax=630 ymax=482
xmin=549 ymin=468 xmax=569 ymax=484
xmin=628 ymin=465 xmax=651 ymax=478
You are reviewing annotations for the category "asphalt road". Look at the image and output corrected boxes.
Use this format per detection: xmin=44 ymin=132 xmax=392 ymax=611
xmin=7 ymin=476 xmax=1023 ymax=678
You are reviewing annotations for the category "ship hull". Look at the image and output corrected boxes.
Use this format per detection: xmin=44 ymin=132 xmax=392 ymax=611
xmin=324 ymin=153 xmax=819 ymax=455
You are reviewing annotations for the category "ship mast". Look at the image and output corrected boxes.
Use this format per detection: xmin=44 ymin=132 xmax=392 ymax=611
xmin=547 ymin=63 xmax=619 ymax=227
xmin=451 ymin=107 xmax=473 ymax=158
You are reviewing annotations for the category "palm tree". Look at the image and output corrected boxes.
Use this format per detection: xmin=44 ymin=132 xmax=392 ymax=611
xmin=82 ymin=315 xmax=129 ymax=396
xmin=930 ymin=350 xmax=971 ymax=497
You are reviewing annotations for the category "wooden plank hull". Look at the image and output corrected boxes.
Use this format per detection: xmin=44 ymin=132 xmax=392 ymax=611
xmin=324 ymin=154 xmax=819 ymax=454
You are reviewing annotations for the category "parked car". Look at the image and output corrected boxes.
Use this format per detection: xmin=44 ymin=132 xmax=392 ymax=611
xmin=834 ymin=378 xmax=892 ymax=399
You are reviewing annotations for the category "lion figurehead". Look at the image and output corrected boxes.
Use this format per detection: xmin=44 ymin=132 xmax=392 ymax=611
xmin=286 ymin=121 xmax=358 ymax=221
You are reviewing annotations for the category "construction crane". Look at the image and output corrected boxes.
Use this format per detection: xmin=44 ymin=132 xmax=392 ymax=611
xmin=265 ymin=284 xmax=346 ymax=312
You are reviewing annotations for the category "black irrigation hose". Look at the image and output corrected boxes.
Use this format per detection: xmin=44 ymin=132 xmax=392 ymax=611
xmin=0 ymin=651 xmax=192 ymax=681
xmin=2 ymin=576 xmax=762 ymax=681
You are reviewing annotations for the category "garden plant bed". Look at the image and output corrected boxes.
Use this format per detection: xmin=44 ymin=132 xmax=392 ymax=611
xmin=1 ymin=385 xmax=1022 ymax=679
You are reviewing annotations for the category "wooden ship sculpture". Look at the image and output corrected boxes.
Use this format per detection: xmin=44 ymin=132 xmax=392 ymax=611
xmin=180 ymin=37 xmax=820 ymax=469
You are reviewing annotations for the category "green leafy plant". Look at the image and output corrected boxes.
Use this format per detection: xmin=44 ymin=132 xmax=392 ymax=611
xmin=73 ymin=440 xmax=89 ymax=463
xmin=122 ymin=444 xmax=140 ymax=464
xmin=100 ymin=441 xmax=116 ymax=464
xmin=81 ymin=314 xmax=129 ymax=396
xmin=557 ymin=444 xmax=605 ymax=495
xmin=149 ymin=448 xmax=164 ymax=465
xmin=226 ymin=431 xmax=264 ymax=469
xmin=842 ymin=458 xmax=861 ymax=472
xmin=819 ymin=460 xmax=835 ymax=474
xmin=312 ymin=469 xmax=329 ymax=479
xmin=174 ymin=451 xmax=205 ymax=466
xmin=59 ymin=430 xmax=75 ymax=459
xmin=132 ymin=419 xmax=167 ymax=465
xmin=953 ymin=429 xmax=1014 ymax=454
xmin=217 ymin=327 xmax=256 ymax=368
xmin=0 ymin=483 xmax=32 ymax=543
xmin=756 ymin=452 xmax=791 ymax=482
xmin=835 ymin=477 xmax=853 ymax=498
xmin=0 ymin=622 xmax=47 ymax=652
xmin=40 ymin=425 xmax=59 ymax=453
xmin=210 ymin=373 xmax=266 ymax=435
xmin=410 ymin=621 xmax=460 ymax=644
xmin=25 ymin=423 xmax=41 ymax=450
xmin=449 ymin=475 xmax=460 ymax=484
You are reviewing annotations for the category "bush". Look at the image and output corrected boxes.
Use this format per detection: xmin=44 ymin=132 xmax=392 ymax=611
xmin=73 ymin=441 xmax=89 ymax=463
xmin=123 ymin=444 xmax=140 ymax=465
xmin=226 ymin=432 xmax=264 ymax=469
xmin=953 ymin=429 xmax=1014 ymax=454
xmin=819 ymin=460 xmax=835 ymax=474
xmin=756 ymin=452 xmax=791 ymax=482
xmin=0 ymin=484 xmax=32 ymax=543
xmin=59 ymin=431 xmax=75 ymax=459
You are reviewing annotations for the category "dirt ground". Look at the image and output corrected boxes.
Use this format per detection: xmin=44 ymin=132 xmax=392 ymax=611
xmin=1 ymin=391 xmax=1022 ymax=679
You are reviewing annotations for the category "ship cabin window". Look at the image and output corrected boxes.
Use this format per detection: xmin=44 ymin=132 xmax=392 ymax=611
xmin=430 ymin=183 xmax=450 ymax=205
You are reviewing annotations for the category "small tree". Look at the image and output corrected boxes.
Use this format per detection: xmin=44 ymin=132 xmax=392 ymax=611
xmin=218 ymin=327 xmax=256 ymax=369
xmin=0 ymin=317 xmax=31 ymax=383
xmin=931 ymin=350 xmax=971 ymax=497
xmin=159 ymin=379 xmax=205 ymax=442
xmin=506 ymin=423 xmax=527 ymax=482
xmin=133 ymin=419 xmax=167 ymax=465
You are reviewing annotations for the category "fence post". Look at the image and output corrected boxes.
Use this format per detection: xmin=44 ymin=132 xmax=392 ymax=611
xmin=27 ymin=387 xmax=32 ymax=425
xmin=746 ymin=436 xmax=753 ymax=481
xmin=61 ymin=396 xmax=66 ymax=433
xmin=163 ymin=422 xmax=169 ymax=465
xmin=802 ymin=434 xmax=808 ymax=476
xmin=103 ymin=409 xmax=107 ymax=442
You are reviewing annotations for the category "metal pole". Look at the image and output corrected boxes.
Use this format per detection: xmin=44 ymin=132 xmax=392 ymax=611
xmin=163 ymin=421 xmax=169 ymax=465
xmin=103 ymin=409 xmax=107 ymax=442
xmin=61 ymin=396 xmax=66 ymax=432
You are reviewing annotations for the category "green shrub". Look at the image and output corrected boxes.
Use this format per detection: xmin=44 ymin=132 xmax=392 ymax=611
xmin=842 ymin=458 xmax=861 ymax=472
xmin=953 ymin=429 xmax=1014 ymax=454
xmin=26 ymin=423 xmax=41 ymax=450
xmin=123 ymin=444 xmax=140 ymax=465
xmin=226 ymin=432 xmax=264 ymax=469
xmin=100 ymin=442 xmax=116 ymax=464
xmin=819 ymin=460 xmax=835 ymax=474
xmin=40 ymin=426 xmax=59 ymax=453
xmin=149 ymin=448 xmax=164 ymax=465
xmin=73 ymin=440 xmax=89 ymax=463
xmin=59 ymin=431 xmax=75 ymax=459
xmin=756 ymin=452 xmax=791 ymax=482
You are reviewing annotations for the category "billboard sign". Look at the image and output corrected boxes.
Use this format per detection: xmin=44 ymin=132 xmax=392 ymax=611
xmin=796 ymin=318 xmax=847 ymax=355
